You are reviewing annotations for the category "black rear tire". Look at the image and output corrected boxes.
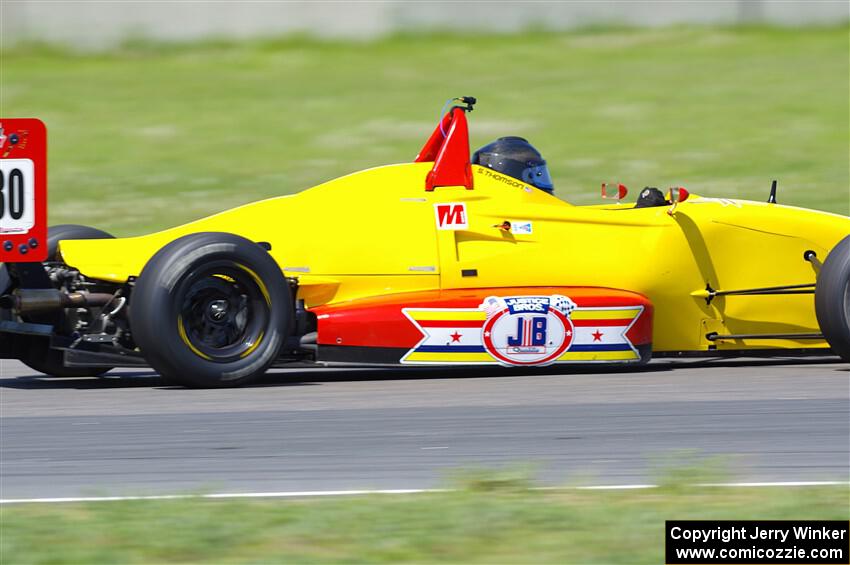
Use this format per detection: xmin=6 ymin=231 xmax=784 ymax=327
xmin=130 ymin=232 xmax=292 ymax=388
xmin=46 ymin=224 xmax=114 ymax=261
xmin=19 ymin=224 xmax=115 ymax=377
xmin=815 ymin=234 xmax=850 ymax=362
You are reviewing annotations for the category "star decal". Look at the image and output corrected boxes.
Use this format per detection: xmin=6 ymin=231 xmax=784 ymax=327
xmin=450 ymin=331 xmax=463 ymax=343
xmin=591 ymin=330 xmax=604 ymax=342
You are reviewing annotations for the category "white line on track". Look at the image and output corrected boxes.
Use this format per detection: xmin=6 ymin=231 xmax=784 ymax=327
xmin=1 ymin=481 xmax=847 ymax=505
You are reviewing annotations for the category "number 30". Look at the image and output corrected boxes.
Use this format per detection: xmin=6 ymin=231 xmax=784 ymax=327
xmin=0 ymin=168 xmax=25 ymax=220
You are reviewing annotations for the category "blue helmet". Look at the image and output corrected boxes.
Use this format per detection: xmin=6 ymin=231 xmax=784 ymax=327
xmin=472 ymin=136 xmax=554 ymax=194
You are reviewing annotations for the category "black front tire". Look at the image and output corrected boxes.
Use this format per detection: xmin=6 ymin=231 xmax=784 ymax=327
xmin=19 ymin=224 xmax=115 ymax=377
xmin=130 ymin=232 xmax=293 ymax=388
xmin=815 ymin=235 xmax=850 ymax=362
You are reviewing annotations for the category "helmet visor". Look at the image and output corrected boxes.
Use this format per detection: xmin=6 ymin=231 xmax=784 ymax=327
xmin=521 ymin=162 xmax=554 ymax=192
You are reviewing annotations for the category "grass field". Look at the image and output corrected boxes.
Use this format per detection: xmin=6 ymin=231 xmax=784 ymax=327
xmin=2 ymin=484 xmax=847 ymax=564
xmin=1 ymin=27 xmax=848 ymax=236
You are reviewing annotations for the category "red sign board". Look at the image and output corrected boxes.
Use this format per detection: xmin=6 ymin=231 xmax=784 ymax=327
xmin=0 ymin=118 xmax=47 ymax=262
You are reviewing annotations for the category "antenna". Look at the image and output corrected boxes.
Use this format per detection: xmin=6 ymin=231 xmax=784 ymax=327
xmin=768 ymin=180 xmax=777 ymax=204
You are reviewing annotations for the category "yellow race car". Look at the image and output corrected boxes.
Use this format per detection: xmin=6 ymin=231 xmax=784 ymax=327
xmin=1 ymin=97 xmax=848 ymax=387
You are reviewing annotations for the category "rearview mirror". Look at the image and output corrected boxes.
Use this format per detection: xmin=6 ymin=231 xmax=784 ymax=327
xmin=601 ymin=182 xmax=628 ymax=201
xmin=666 ymin=186 xmax=690 ymax=216
xmin=666 ymin=186 xmax=690 ymax=203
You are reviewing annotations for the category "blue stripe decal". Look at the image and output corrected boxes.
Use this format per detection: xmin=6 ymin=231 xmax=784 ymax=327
xmin=569 ymin=343 xmax=633 ymax=352
xmin=415 ymin=345 xmax=487 ymax=353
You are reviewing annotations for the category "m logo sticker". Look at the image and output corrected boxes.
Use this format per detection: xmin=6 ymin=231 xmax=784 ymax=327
xmin=435 ymin=203 xmax=468 ymax=230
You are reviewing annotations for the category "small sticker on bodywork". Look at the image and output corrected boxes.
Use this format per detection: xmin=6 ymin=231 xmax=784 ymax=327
xmin=510 ymin=221 xmax=533 ymax=235
xmin=434 ymin=203 xmax=468 ymax=230
xmin=690 ymin=197 xmax=742 ymax=208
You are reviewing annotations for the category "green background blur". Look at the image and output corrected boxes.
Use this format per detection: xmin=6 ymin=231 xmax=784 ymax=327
xmin=2 ymin=26 xmax=848 ymax=236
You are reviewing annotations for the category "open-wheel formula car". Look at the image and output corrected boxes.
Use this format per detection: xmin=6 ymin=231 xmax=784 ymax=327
xmin=1 ymin=97 xmax=848 ymax=387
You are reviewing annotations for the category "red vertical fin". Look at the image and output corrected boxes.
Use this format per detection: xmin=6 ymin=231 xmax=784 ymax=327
xmin=415 ymin=112 xmax=453 ymax=163
xmin=415 ymin=107 xmax=473 ymax=191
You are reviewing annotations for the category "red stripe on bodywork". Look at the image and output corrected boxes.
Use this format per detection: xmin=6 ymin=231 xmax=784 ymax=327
xmin=310 ymin=287 xmax=653 ymax=349
xmin=626 ymin=307 xmax=652 ymax=348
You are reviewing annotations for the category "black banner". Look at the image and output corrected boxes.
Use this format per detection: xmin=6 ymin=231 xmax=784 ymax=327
xmin=666 ymin=520 xmax=849 ymax=564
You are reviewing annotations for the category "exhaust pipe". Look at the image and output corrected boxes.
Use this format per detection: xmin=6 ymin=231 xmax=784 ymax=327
xmin=0 ymin=289 xmax=115 ymax=314
xmin=299 ymin=331 xmax=318 ymax=354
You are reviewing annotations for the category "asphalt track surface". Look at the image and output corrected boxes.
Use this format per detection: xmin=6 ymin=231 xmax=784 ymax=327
xmin=1 ymin=358 xmax=848 ymax=499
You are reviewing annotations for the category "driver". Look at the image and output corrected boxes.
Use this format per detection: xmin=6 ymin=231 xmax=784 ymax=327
xmin=472 ymin=136 xmax=555 ymax=195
